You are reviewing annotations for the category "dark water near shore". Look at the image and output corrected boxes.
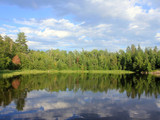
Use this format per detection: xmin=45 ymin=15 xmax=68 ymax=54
xmin=0 ymin=73 xmax=160 ymax=120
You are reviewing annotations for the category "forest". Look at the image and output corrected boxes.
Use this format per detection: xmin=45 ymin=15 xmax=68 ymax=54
xmin=0 ymin=32 xmax=160 ymax=72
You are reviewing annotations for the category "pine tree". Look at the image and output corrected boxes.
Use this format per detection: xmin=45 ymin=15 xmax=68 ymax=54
xmin=16 ymin=32 xmax=28 ymax=53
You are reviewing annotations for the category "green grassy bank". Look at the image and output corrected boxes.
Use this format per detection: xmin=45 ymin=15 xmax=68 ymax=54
xmin=0 ymin=70 xmax=134 ymax=78
xmin=149 ymin=70 xmax=160 ymax=77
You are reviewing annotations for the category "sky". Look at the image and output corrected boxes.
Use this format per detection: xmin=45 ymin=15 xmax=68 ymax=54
xmin=0 ymin=0 xmax=160 ymax=51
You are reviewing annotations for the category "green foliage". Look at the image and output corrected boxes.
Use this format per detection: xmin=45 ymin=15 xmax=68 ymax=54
xmin=0 ymin=70 xmax=133 ymax=78
xmin=16 ymin=32 xmax=28 ymax=53
xmin=0 ymin=33 xmax=160 ymax=72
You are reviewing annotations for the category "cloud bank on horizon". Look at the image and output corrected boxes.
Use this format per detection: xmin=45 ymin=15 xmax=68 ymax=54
xmin=0 ymin=0 xmax=160 ymax=51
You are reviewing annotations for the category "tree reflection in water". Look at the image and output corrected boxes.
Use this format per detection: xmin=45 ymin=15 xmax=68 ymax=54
xmin=0 ymin=73 xmax=160 ymax=111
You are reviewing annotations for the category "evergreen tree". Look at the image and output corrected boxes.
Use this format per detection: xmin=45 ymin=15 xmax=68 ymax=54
xmin=16 ymin=32 xmax=28 ymax=53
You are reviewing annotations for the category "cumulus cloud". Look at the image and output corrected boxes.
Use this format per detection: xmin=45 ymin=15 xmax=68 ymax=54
xmin=0 ymin=0 xmax=160 ymax=51
xmin=1 ymin=16 xmax=160 ymax=51
xmin=2 ymin=18 xmax=117 ymax=50
xmin=0 ymin=0 xmax=151 ymax=22
xmin=155 ymin=33 xmax=160 ymax=41
xmin=3 ymin=24 xmax=16 ymax=29
xmin=0 ymin=27 xmax=6 ymax=32
xmin=37 ymin=28 xmax=71 ymax=38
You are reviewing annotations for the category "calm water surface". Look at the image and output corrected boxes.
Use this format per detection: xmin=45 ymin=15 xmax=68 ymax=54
xmin=0 ymin=73 xmax=160 ymax=120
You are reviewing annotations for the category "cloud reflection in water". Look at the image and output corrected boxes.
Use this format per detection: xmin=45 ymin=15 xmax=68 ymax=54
xmin=0 ymin=90 xmax=160 ymax=120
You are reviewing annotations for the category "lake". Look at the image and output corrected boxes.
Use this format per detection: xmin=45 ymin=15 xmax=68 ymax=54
xmin=0 ymin=73 xmax=160 ymax=120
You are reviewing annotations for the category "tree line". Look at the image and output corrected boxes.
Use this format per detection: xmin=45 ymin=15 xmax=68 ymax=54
xmin=0 ymin=32 xmax=160 ymax=72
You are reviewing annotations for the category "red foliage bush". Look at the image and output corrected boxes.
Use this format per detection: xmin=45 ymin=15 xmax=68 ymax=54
xmin=12 ymin=55 xmax=21 ymax=65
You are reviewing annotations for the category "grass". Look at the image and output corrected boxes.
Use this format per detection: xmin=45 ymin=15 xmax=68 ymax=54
xmin=149 ymin=69 xmax=160 ymax=77
xmin=0 ymin=69 xmax=134 ymax=78
xmin=150 ymin=69 xmax=160 ymax=72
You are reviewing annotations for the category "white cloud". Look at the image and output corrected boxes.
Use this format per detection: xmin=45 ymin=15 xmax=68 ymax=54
xmin=7 ymin=34 xmax=17 ymax=40
xmin=0 ymin=0 xmax=160 ymax=51
xmin=36 ymin=28 xmax=71 ymax=38
xmin=0 ymin=27 xmax=6 ymax=32
xmin=155 ymin=33 xmax=160 ymax=41
xmin=3 ymin=24 xmax=16 ymax=29
xmin=0 ymin=0 xmax=145 ymax=21
xmin=5 ymin=18 xmax=116 ymax=50
xmin=19 ymin=27 xmax=34 ymax=34
xmin=27 ymin=41 xmax=41 ymax=46
xmin=78 ymin=35 xmax=86 ymax=40
xmin=8 ymin=30 xmax=19 ymax=33
xmin=129 ymin=24 xmax=139 ymax=30
xmin=2 ymin=15 xmax=160 ymax=51
xmin=14 ymin=18 xmax=37 ymax=26
xmin=27 ymin=41 xmax=57 ymax=50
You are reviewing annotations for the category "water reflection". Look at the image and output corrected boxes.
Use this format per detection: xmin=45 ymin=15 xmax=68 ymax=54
xmin=0 ymin=74 xmax=160 ymax=119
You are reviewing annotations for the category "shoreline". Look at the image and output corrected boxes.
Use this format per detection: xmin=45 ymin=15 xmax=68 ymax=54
xmin=0 ymin=70 xmax=134 ymax=78
xmin=149 ymin=70 xmax=160 ymax=77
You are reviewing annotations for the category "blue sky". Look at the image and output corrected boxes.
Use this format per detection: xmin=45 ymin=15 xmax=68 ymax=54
xmin=0 ymin=0 xmax=160 ymax=51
